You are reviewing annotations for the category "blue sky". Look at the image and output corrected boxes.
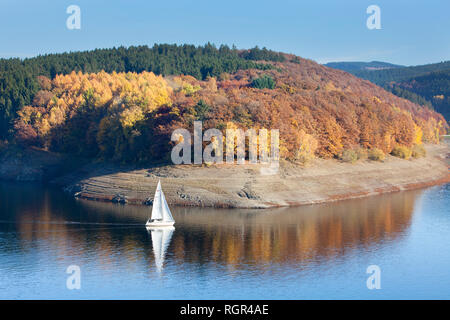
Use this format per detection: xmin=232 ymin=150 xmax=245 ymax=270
xmin=0 ymin=0 xmax=449 ymax=65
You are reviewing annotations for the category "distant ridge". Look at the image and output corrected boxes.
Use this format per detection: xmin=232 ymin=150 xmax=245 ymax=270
xmin=351 ymin=60 xmax=450 ymax=85
xmin=324 ymin=61 xmax=404 ymax=73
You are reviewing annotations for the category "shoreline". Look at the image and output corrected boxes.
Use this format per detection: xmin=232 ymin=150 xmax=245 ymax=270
xmin=1 ymin=143 xmax=449 ymax=209
xmin=54 ymin=143 xmax=449 ymax=209
xmin=68 ymin=173 xmax=450 ymax=208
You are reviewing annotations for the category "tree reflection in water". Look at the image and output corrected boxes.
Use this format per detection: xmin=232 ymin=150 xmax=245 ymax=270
xmin=1 ymin=182 xmax=420 ymax=274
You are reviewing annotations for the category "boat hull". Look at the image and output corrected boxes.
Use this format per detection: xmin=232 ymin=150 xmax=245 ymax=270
xmin=146 ymin=221 xmax=175 ymax=227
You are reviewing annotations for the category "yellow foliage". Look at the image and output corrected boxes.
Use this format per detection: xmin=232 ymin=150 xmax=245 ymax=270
xmin=368 ymin=148 xmax=385 ymax=161
xmin=295 ymin=130 xmax=318 ymax=164
xmin=120 ymin=106 xmax=144 ymax=129
xmin=51 ymin=71 xmax=171 ymax=114
xmin=391 ymin=146 xmax=412 ymax=160
xmin=297 ymin=130 xmax=318 ymax=155
xmin=413 ymin=123 xmax=423 ymax=145
xmin=16 ymin=71 xmax=173 ymax=154
xmin=324 ymin=81 xmax=338 ymax=92
xmin=181 ymin=83 xmax=201 ymax=96
xmin=372 ymin=96 xmax=382 ymax=104
xmin=280 ymin=83 xmax=295 ymax=94
xmin=171 ymin=76 xmax=201 ymax=96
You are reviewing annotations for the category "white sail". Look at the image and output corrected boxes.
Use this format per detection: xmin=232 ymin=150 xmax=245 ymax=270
xmin=147 ymin=180 xmax=175 ymax=227
xmin=160 ymin=189 xmax=175 ymax=222
xmin=150 ymin=226 xmax=175 ymax=272
xmin=151 ymin=180 xmax=163 ymax=220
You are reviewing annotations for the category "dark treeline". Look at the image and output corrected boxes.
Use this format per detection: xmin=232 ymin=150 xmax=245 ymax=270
xmin=353 ymin=61 xmax=450 ymax=85
xmin=334 ymin=61 xmax=450 ymax=121
xmin=400 ymin=70 xmax=450 ymax=100
xmin=387 ymin=85 xmax=433 ymax=109
xmin=239 ymin=46 xmax=286 ymax=62
xmin=0 ymin=44 xmax=281 ymax=139
xmin=391 ymin=70 xmax=450 ymax=121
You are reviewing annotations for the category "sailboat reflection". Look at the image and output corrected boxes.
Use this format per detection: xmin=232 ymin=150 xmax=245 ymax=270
xmin=146 ymin=226 xmax=175 ymax=272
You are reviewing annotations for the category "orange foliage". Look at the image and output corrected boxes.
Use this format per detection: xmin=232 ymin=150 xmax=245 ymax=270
xmin=14 ymin=58 xmax=448 ymax=162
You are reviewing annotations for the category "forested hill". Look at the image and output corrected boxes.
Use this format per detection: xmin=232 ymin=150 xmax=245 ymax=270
xmin=388 ymin=70 xmax=450 ymax=121
xmin=351 ymin=61 xmax=450 ymax=85
xmin=1 ymin=44 xmax=446 ymax=166
xmin=325 ymin=60 xmax=450 ymax=121
xmin=0 ymin=44 xmax=284 ymax=138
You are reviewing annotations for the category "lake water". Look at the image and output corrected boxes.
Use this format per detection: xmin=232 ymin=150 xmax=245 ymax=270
xmin=0 ymin=182 xmax=449 ymax=299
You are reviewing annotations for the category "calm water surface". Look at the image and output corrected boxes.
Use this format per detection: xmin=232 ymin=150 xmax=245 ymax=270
xmin=0 ymin=182 xmax=449 ymax=299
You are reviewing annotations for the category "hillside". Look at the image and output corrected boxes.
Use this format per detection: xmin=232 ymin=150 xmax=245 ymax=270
xmin=387 ymin=70 xmax=450 ymax=121
xmin=325 ymin=60 xmax=450 ymax=121
xmin=0 ymin=44 xmax=281 ymax=139
xmin=1 ymin=44 xmax=448 ymax=167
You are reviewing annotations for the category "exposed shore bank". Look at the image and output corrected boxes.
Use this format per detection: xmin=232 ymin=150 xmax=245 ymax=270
xmin=1 ymin=143 xmax=448 ymax=209
xmin=54 ymin=143 xmax=449 ymax=209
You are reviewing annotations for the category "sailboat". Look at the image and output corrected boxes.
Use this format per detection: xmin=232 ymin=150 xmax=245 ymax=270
xmin=146 ymin=180 xmax=175 ymax=227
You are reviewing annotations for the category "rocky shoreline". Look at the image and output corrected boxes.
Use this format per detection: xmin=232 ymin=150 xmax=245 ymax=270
xmin=57 ymin=144 xmax=450 ymax=208
xmin=1 ymin=143 xmax=449 ymax=209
